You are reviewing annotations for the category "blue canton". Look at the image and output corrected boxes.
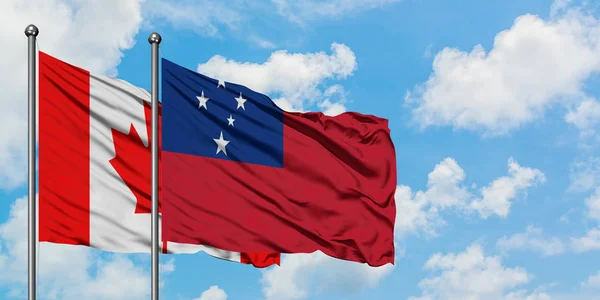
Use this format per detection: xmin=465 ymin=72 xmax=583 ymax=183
xmin=161 ymin=58 xmax=284 ymax=168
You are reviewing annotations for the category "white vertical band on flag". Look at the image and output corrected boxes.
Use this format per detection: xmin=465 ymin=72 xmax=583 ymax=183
xmin=89 ymin=74 xmax=153 ymax=252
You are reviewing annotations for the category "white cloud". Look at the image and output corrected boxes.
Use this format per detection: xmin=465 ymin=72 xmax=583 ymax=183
xmin=571 ymin=228 xmax=600 ymax=253
xmin=469 ymin=158 xmax=546 ymax=218
xmin=406 ymin=4 xmax=600 ymax=135
xmin=144 ymin=0 xmax=398 ymax=39
xmin=0 ymin=0 xmax=144 ymax=189
xmin=394 ymin=158 xmax=469 ymax=238
xmin=273 ymin=98 xmax=303 ymax=113
xmin=272 ymin=0 xmax=401 ymax=24
xmin=565 ymin=98 xmax=600 ymax=137
xmin=318 ymin=99 xmax=346 ymax=116
xmin=409 ymin=243 xmax=546 ymax=300
xmin=159 ymin=257 xmax=176 ymax=288
xmin=394 ymin=184 xmax=445 ymax=239
xmin=73 ymin=255 xmax=149 ymax=299
xmin=260 ymin=251 xmax=394 ymax=300
xmin=194 ymin=285 xmax=228 ymax=300
xmin=550 ymin=0 xmax=574 ymax=17
xmin=570 ymin=186 xmax=600 ymax=253
xmin=422 ymin=157 xmax=471 ymax=209
xmin=142 ymin=0 xmax=396 ymax=46
xmin=424 ymin=44 xmax=434 ymax=58
xmin=496 ymin=226 xmax=566 ymax=256
xmin=197 ymin=43 xmax=356 ymax=114
xmin=585 ymin=188 xmax=600 ymax=222
xmin=248 ymin=35 xmax=277 ymax=49
xmin=395 ymin=157 xmax=545 ymax=239
xmin=317 ymin=85 xmax=348 ymax=116
xmin=504 ymin=289 xmax=553 ymax=300
xmin=143 ymin=0 xmax=246 ymax=37
xmin=569 ymin=157 xmax=600 ymax=192
xmin=582 ymin=270 xmax=600 ymax=289
xmin=160 ymin=258 xmax=175 ymax=274
xmin=0 ymin=196 xmax=162 ymax=299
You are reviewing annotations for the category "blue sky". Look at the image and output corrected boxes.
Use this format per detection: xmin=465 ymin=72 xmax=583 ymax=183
xmin=1 ymin=0 xmax=600 ymax=299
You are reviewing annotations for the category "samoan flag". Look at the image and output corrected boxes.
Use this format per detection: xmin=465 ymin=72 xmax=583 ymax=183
xmin=160 ymin=58 xmax=397 ymax=267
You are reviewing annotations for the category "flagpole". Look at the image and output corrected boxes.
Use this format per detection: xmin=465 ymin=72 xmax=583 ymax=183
xmin=149 ymin=32 xmax=162 ymax=300
xmin=25 ymin=24 xmax=39 ymax=300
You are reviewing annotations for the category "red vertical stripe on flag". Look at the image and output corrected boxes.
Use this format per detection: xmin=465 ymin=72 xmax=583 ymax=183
xmin=39 ymin=51 xmax=91 ymax=245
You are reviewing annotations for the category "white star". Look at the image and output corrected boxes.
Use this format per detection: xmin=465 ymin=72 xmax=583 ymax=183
xmin=227 ymin=114 xmax=235 ymax=127
xmin=213 ymin=131 xmax=230 ymax=155
xmin=217 ymin=79 xmax=226 ymax=89
xmin=235 ymin=92 xmax=247 ymax=110
xmin=196 ymin=91 xmax=209 ymax=110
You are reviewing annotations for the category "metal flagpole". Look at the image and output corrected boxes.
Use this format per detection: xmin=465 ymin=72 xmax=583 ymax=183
xmin=148 ymin=32 xmax=162 ymax=300
xmin=25 ymin=24 xmax=39 ymax=300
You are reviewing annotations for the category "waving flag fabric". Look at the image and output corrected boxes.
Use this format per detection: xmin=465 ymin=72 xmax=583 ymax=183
xmin=161 ymin=58 xmax=397 ymax=266
xmin=38 ymin=51 xmax=279 ymax=268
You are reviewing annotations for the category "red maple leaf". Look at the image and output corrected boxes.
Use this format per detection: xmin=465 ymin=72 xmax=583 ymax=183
xmin=109 ymin=100 xmax=162 ymax=214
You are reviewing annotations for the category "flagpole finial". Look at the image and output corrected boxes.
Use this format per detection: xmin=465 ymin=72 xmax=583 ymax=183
xmin=148 ymin=32 xmax=162 ymax=44
xmin=24 ymin=24 xmax=39 ymax=37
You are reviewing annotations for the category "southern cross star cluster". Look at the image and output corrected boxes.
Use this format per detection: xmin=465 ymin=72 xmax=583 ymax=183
xmin=196 ymin=80 xmax=247 ymax=156
xmin=162 ymin=58 xmax=284 ymax=168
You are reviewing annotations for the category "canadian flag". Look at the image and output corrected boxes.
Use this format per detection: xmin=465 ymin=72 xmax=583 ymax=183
xmin=38 ymin=51 xmax=280 ymax=267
